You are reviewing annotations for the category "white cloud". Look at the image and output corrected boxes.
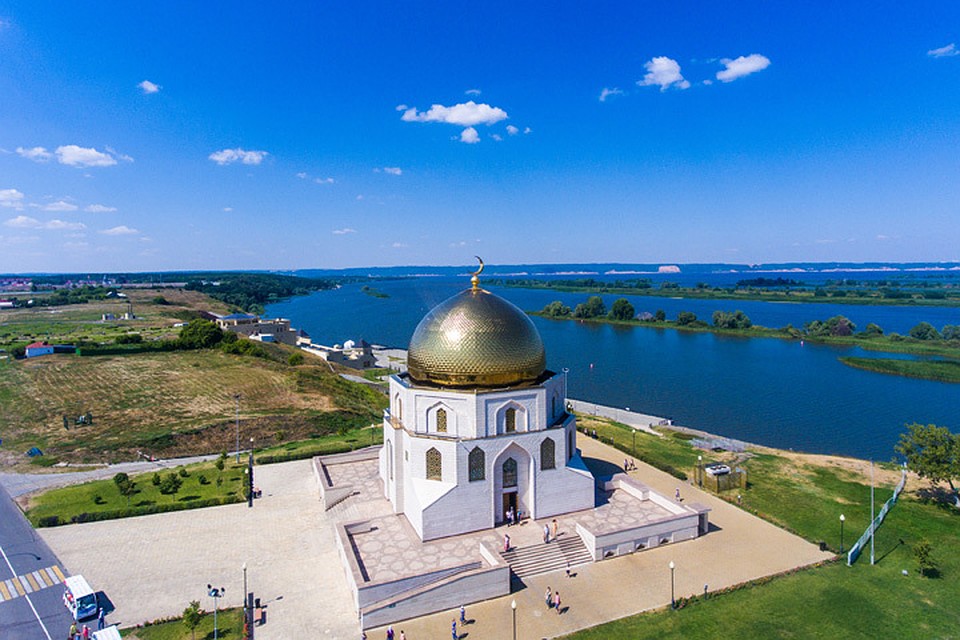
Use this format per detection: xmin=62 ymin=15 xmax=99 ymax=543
xmin=84 ymin=204 xmax=117 ymax=213
xmin=42 ymin=200 xmax=78 ymax=212
xmin=465 ymin=89 xmax=481 ymax=95
xmin=55 ymin=145 xmax=121 ymax=167
xmin=460 ymin=127 xmax=480 ymax=144
xmin=356 ymin=195 xmax=364 ymax=200
xmin=44 ymin=219 xmax=86 ymax=231
xmin=450 ymin=240 xmax=468 ymax=248
xmin=138 ymin=80 xmax=161 ymax=94
xmin=599 ymin=87 xmax=625 ymax=102
xmin=716 ymin=54 xmax=771 ymax=82
xmin=4 ymin=215 xmax=39 ymax=228
xmin=222 ymin=207 xmax=233 ymax=212
xmin=382 ymin=167 xmax=402 ymax=176
xmin=100 ymin=225 xmax=139 ymax=236
xmin=523 ymin=127 xmax=532 ymax=134
xmin=401 ymin=101 xmax=508 ymax=127
xmin=638 ymin=56 xmax=690 ymax=91
xmin=296 ymin=172 xmax=308 ymax=179
xmin=506 ymin=125 xmax=519 ymax=135
xmin=928 ymin=43 xmax=959 ymax=58
xmin=391 ymin=241 xmax=408 ymax=248
xmin=332 ymin=228 xmax=356 ymax=235
xmin=0 ymin=189 xmax=25 ymax=209
xmin=3 ymin=215 xmax=85 ymax=230
xmin=491 ymin=134 xmax=503 ymax=142
xmin=395 ymin=104 xmax=408 ymax=111
xmin=208 ymin=148 xmax=268 ymax=166
xmin=314 ymin=177 xmax=335 ymax=184
xmin=16 ymin=146 xmax=52 ymax=162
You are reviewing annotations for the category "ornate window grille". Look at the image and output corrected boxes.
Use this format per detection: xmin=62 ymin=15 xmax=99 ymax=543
xmin=436 ymin=408 xmax=447 ymax=433
xmin=505 ymin=408 xmax=517 ymax=433
xmin=426 ymin=447 xmax=442 ymax=481
xmin=541 ymin=438 xmax=556 ymax=470
xmin=469 ymin=447 xmax=485 ymax=482
xmin=502 ymin=457 xmax=518 ymax=487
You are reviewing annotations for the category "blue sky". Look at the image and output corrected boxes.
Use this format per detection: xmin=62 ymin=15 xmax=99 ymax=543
xmin=1 ymin=2 xmax=959 ymax=273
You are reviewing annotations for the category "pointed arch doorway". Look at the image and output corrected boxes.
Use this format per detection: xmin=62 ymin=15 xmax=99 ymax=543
xmin=493 ymin=444 xmax=532 ymax=524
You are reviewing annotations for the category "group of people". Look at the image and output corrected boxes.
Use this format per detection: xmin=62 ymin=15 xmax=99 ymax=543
xmin=623 ymin=458 xmax=637 ymax=471
xmin=542 ymin=518 xmax=559 ymax=543
xmin=504 ymin=505 xmax=522 ymax=525
xmin=68 ymin=608 xmax=105 ymax=639
xmin=544 ymin=586 xmax=563 ymax=614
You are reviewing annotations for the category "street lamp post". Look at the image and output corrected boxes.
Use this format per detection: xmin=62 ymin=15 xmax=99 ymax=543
xmin=511 ymin=599 xmax=517 ymax=640
xmin=839 ymin=514 xmax=845 ymax=553
xmin=669 ymin=561 xmax=676 ymax=609
xmin=698 ymin=455 xmax=703 ymax=488
xmin=233 ymin=393 xmax=241 ymax=463
xmin=248 ymin=437 xmax=255 ymax=508
xmin=207 ymin=584 xmax=225 ymax=640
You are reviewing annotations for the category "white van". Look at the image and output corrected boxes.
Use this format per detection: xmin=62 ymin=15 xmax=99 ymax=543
xmin=62 ymin=575 xmax=98 ymax=621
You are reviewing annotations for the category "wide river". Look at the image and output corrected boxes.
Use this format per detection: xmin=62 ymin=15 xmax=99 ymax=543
xmin=266 ymin=278 xmax=959 ymax=461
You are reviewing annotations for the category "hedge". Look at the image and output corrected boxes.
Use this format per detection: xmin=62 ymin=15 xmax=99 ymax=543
xmin=35 ymin=494 xmax=244 ymax=527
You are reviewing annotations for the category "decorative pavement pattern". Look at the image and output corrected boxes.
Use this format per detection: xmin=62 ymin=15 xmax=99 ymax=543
xmin=0 ymin=565 xmax=65 ymax=602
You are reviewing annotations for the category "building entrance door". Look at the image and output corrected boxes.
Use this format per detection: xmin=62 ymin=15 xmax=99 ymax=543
xmin=502 ymin=491 xmax=518 ymax=523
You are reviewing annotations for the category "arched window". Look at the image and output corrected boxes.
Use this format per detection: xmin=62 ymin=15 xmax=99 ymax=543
xmin=426 ymin=447 xmax=442 ymax=481
xmin=469 ymin=447 xmax=485 ymax=482
xmin=436 ymin=408 xmax=447 ymax=433
xmin=502 ymin=457 xmax=517 ymax=487
xmin=540 ymin=438 xmax=556 ymax=470
xmin=568 ymin=429 xmax=574 ymax=460
xmin=505 ymin=408 xmax=517 ymax=433
xmin=395 ymin=395 xmax=402 ymax=421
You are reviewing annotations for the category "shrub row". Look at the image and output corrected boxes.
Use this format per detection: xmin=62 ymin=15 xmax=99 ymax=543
xmin=256 ymin=443 xmax=358 ymax=465
xmin=579 ymin=426 xmax=689 ymax=481
xmin=35 ymin=494 xmax=244 ymax=527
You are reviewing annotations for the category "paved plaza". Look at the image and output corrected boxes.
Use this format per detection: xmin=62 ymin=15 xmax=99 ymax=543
xmin=39 ymin=435 xmax=831 ymax=639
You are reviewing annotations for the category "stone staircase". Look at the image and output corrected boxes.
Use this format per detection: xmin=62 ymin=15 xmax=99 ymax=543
xmin=500 ymin=535 xmax=593 ymax=579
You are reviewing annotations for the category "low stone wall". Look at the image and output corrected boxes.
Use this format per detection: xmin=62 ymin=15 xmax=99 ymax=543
xmin=579 ymin=475 xmax=710 ymax=562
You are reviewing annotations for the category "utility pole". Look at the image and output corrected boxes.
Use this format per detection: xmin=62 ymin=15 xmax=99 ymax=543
xmin=234 ymin=393 xmax=241 ymax=463
xmin=870 ymin=461 xmax=875 ymax=565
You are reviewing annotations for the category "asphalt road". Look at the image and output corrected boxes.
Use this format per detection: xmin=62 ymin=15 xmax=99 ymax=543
xmin=0 ymin=483 xmax=75 ymax=640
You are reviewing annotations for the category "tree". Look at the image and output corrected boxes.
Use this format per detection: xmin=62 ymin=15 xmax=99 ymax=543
xmin=541 ymin=300 xmax=572 ymax=318
xmin=608 ymin=298 xmax=635 ymax=321
xmin=712 ymin=310 xmax=751 ymax=330
xmin=159 ymin=472 xmax=183 ymax=497
xmin=113 ymin=472 xmax=136 ymax=507
xmin=573 ymin=296 xmax=606 ymax=319
xmin=178 ymin=319 xmax=224 ymax=349
xmin=942 ymin=325 xmax=960 ymax=341
xmin=860 ymin=322 xmax=884 ymax=337
xmin=288 ymin=352 xmax=304 ymax=366
xmin=182 ymin=600 xmax=202 ymax=640
xmin=896 ymin=423 xmax=960 ymax=508
xmin=914 ymin=539 xmax=937 ymax=577
xmin=654 ymin=309 xmax=666 ymax=322
xmin=676 ymin=311 xmax=698 ymax=326
xmin=909 ymin=322 xmax=941 ymax=341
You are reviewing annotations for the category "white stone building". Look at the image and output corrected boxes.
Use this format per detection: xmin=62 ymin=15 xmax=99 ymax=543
xmin=379 ymin=275 xmax=594 ymax=541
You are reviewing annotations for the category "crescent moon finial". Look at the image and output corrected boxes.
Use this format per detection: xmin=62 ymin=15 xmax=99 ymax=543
xmin=471 ymin=256 xmax=484 ymax=290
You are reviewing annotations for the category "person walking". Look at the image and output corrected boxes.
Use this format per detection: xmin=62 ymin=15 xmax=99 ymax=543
xmin=543 ymin=523 xmax=550 ymax=543
xmin=386 ymin=625 xmax=394 ymax=640
xmin=97 ymin=608 xmax=105 ymax=630
xmin=554 ymin=590 xmax=561 ymax=614
xmin=551 ymin=518 xmax=559 ymax=540
xmin=451 ymin=618 xmax=458 ymax=640
xmin=675 ymin=487 xmax=681 ymax=502
xmin=399 ymin=631 xmax=406 ymax=640
xmin=81 ymin=625 xmax=90 ymax=639
xmin=503 ymin=533 xmax=510 ymax=552
xmin=545 ymin=586 xmax=552 ymax=609
xmin=460 ymin=604 xmax=466 ymax=625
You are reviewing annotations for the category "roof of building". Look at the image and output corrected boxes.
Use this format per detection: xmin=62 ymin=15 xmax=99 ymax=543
xmin=220 ymin=312 xmax=259 ymax=320
xmin=26 ymin=341 xmax=50 ymax=349
xmin=407 ymin=284 xmax=545 ymax=389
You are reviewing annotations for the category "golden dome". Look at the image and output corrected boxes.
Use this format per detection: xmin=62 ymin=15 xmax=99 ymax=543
xmin=407 ymin=287 xmax=546 ymax=388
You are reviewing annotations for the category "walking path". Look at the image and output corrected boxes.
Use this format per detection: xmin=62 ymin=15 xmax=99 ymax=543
xmin=568 ymin=399 xmax=664 ymax=436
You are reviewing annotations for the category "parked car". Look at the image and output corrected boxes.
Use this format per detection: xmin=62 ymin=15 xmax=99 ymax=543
xmin=704 ymin=463 xmax=731 ymax=476
xmin=63 ymin=575 xmax=98 ymax=621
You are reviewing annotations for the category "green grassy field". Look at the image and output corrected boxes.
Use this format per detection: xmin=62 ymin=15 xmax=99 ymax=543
xmin=564 ymin=415 xmax=960 ymax=639
xmin=840 ymin=356 xmax=960 ymax=383
xmin=123 ymin=608 xmax=243 ymax=639
xmin=24 ymin=458 xmax=249 ymax=526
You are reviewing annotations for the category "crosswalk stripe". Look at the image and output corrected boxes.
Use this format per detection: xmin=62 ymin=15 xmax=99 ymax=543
xmin=0 ymin=579 xmax=10 ymax=601
xmin=20 ymin=573 xmax=34 ymax=593
xmin=26 ymin=572 xmax=41 ymax=591
xmin=11 ymin=577 xmax=25 ymax=596
xmin=38 ymin=568 xmax=52 ymax=587
xmin=51 ymin=565 xmax=65 ymax=582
